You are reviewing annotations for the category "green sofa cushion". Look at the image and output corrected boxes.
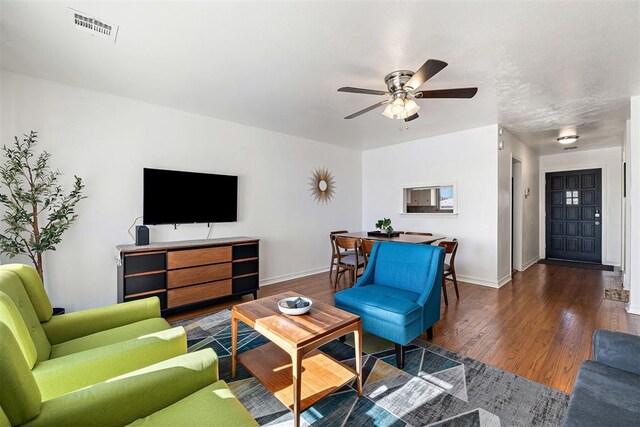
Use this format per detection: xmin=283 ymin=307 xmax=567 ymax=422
xmin=34 ymin=327 xmax=187 ymax=401
xmin=50 ymin=317 xmax=170 ymax=359
xmin=24 ymin=350 xmax=220 ymax=426
xmin=0 ymin=291 xmax=37 ymax=368
xmin=0 ymin=323 xmax=41 ymax=426
xmin=42 ymin=297 xmax=163 ymax=345
xmin=0 ymin=271 xmax=51 ymax=363
xmin=0 ymin=264 xmax=52 ymax=322
xmin=127 ymin=381 xmax=258 ymax=426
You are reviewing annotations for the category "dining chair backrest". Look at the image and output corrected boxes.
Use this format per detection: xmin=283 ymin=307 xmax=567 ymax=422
xmin=335 ymin=236 xmax=359 ymax=252
xmin=330 ymin=230 xmax=349 ymax=255
xmin=404 ymin=231 xmax=433 ymax=236
xmin=361 ymin=239 xmax=376 ymax=266
xmin=438 ymin=240 xmax=458 ymax=268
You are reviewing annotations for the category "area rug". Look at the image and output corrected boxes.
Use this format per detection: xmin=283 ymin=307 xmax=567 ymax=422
xmin=604 ymin=288 xmax=630 ymax=303
xmin=173 ymin=311 xmax=569 ymax=426
xmin=537 ymin=259 xmax=614 ymax=271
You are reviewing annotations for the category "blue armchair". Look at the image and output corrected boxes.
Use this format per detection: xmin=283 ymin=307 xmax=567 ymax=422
xmin=334 ymin=241 xmax=444 ymax=368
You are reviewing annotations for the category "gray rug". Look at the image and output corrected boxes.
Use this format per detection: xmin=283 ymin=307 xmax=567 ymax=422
xmin=173 ymin=310 xmax=569 ymax=426
xmin=537 ymin=259 xmax=614 ymax=271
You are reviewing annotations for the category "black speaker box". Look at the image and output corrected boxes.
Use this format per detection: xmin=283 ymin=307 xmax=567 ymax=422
xmin=135 ymin=225 xmax=149 ymax=246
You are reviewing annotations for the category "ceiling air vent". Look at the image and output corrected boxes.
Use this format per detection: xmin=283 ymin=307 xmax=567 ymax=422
xmin=564 ymin=146 xmax=578 ymax=150
xmin=68 ymin=8 xmax=119 ymax=43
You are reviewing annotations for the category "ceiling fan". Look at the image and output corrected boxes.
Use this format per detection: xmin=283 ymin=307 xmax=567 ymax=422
xmin=338 ymin=59 xmax=478 ymax=122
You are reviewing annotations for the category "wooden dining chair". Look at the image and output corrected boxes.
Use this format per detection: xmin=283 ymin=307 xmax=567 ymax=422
xmin=404 ymin=231 xmax=433 ymax=236
xmin=438 ymin=239 xmax=459 ymax=305
xmin=329 ymin=230 xmax=352 ymax=279
xmin=334 ymin=237 xmax=364 ymax=290
xmin=361 ymin=239 xmax=376 ymax=267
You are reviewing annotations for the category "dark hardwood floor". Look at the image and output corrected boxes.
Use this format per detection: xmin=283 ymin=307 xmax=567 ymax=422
xmin=167 ymin=264 xmax=639 ymax=393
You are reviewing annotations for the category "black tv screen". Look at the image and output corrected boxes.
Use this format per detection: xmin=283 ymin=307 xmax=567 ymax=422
xmin=143 ymin=168 xmax=238 ymax=225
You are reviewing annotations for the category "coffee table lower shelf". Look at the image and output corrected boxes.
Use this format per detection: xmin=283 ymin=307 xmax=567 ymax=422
xmin=236 ymin=341 xmax=357 ymax=412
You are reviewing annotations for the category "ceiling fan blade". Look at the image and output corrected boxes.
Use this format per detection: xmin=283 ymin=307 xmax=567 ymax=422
xmin=405 ymin=59 xmax=448 ymax=91
xmin=344 ymin=100 xmax=388 ymax=119
xmin=338 ymin=87 xmax=389 ymax=96
xmin=414 ymin=87 xmax=478 ymax=99
xmin=404 ymin=113 xmax=419 ymax=122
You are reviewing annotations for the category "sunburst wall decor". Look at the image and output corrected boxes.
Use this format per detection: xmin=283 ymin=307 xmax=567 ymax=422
xmin=308 ymin=167 xmax=336 ymax=204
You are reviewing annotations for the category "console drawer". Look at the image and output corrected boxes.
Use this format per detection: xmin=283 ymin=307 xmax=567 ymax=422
xmin=167 ymin=263 xmax=231 ymax=288
xmin=167 ymin=280 xmax=232 ymax=308
xmin=233 ymin=275 xmax=259 ymax=294
xmin=233 ymin=259 xmax=259 ymax=276
xmin=124 ymin=252 xmax=165 ymax=275
xmin=124 ymin=272 xmax=166 ymax=296
xmin=167 ymin=246 xmax=232 ymax=269
xmin=233 ymin=243 xmax=259 ymax=259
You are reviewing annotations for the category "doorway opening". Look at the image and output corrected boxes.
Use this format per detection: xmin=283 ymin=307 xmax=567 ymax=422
xmin=511 ymin=157 xmax=524 ymax=271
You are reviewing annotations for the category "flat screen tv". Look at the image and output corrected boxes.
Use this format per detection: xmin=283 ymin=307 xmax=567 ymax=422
xmin=143 ymin=168 xmax=238 ymax=225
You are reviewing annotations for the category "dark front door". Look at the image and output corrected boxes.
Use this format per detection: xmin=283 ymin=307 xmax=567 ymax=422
xmin=545 ymin=168 xmax=602 ymax=263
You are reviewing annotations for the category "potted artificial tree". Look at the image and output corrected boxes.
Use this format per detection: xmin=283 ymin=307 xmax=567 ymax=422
xmin=0 ymin=131 xmax=85 ymax=313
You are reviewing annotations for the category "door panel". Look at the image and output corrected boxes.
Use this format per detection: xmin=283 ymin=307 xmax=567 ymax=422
xmin=545 ymin=168 xmax=602 ymax=263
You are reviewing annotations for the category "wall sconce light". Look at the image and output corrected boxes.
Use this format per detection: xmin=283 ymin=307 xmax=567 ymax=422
xmin=524 ymin=187 xmax=530 ymax=199
xmin=498 ymin=127 xmax=504 ymax=150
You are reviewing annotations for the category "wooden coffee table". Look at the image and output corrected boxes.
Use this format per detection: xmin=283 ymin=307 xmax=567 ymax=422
xmin=231 ymin=291 xmax=362 ymax=427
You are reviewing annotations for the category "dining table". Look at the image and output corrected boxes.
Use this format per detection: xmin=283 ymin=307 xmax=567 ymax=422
xmin=334 ymin=231 xmax=444 ymax=245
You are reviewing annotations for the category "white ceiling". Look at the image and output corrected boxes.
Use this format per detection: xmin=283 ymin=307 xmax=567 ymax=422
xmin=1 ymin=1 xmax=639 ymax=151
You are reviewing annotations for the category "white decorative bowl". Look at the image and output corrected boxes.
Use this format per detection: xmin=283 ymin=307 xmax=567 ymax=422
xmin=277 ymin=297 xmax=313 ymax=315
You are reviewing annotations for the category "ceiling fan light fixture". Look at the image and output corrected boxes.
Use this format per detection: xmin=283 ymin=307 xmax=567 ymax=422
xmin=404 ymin=98 xmax=420 ymax=116
xmin=382 ymin=103 xmax=395 ymax=119
xmin=557 ymin=135 xmax=579 ymax=144
xmin=391 ymin=97 xmax=406 ymax=115
xmin=381 ymin=97 xmax=420 ymax=120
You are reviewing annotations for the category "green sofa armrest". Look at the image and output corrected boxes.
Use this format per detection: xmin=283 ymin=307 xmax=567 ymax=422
xmin=34 ymin=326 xmax=187 ymax=400
xmin=42 ymin=297 xmax=163 ymax=345
xmin=24 ymin=350 xmax=219 ymax=427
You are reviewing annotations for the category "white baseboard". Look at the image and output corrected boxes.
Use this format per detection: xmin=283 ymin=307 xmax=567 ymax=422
xmin=497 ymin=274 xmax=512 ymax=288
xmin=522 ymin=256 xmax=540 ymax=271
xmin=259 ymin=267 xmax=328 ymax=286
xmin=626 ymin=304 xmax=640 ymax=316
xmin=456 ymin=274 xmax=500 ymax=289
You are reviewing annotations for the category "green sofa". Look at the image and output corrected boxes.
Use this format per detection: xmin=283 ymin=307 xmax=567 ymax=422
xmin=0 ymin=263 xmax=257 ymax=425
xmin=0 ymin=268 xmax=187 ymax=399
xmin=0 ymin=322 xmax=257 ymax=426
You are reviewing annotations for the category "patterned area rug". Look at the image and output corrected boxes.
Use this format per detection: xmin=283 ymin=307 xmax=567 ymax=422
xmin=604 ymin=288 xmax=630 ymax=303
xmin=173 ymin=311 xmax=569 ymax=426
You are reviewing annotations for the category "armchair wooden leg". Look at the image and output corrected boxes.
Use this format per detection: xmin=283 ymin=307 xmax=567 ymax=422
xmin=394 ymin=344 xmax=405 ymax=369
xmin=334 ymin=267 xmax=340 ymax=291
xmin=442 ymin=277 xmax=449 ymax=306
xmin=452 ymin=270 xmax=460 ymax=299
xmin=426 ymin=326 xmax=433 ymax=340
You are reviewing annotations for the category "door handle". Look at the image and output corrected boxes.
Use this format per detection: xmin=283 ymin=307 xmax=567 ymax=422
xmin=595 ymin=221 xmax=600 ymax=226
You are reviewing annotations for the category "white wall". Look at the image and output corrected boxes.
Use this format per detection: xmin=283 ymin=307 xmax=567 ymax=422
xmin=539 ymin=146 xmax=623 ymax=267
xmin=627 ymin=96 xmax=640 ymax=314
xmin=497 ymin=128 xmax=540 ymax=283
xmin=0 ymin=71 xmax=362 ymax=311
xmin=362 ymin=125 xmax=502 ymax=287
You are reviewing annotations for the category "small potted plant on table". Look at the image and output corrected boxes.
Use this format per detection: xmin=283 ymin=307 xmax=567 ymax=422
xmin=375 ymin=218 xmax=394 ymax=236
